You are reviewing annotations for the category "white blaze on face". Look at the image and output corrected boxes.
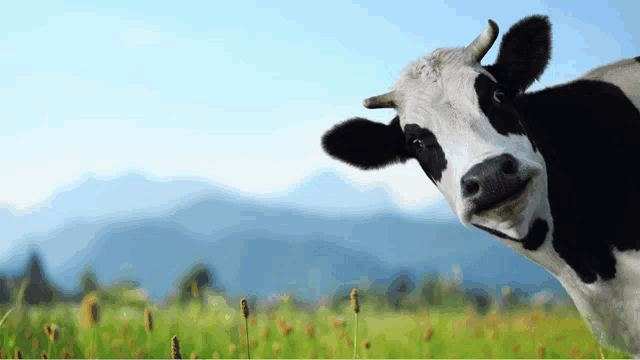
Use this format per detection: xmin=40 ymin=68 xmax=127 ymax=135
xmin=393 ymin=47 xmax=546 ymax=237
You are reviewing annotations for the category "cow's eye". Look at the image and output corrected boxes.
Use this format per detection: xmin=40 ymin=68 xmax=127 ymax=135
xmin=493 ymin=89 xmax=506 ymax=103
xmin=411 ymin=138 xmax=425 ymax=151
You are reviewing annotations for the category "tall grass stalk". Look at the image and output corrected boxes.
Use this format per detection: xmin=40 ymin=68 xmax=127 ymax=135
xmin=15 ymin=279 xmax=27 ymax=312
xmin=351 ymin=288 xmax=360 ymax=359
xmin=0 ymin=307 xmax=13 ymax=329
xmin=145 ymin=307 xmax=154 ymax=359
xmin=241 ymin=298 xmax=250 ymax=359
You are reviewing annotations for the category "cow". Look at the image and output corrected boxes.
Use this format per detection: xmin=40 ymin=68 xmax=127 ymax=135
xmin=321 ymin=15 xmax=640 ymax=357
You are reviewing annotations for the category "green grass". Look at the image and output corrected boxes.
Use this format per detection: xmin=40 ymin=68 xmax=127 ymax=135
xmin=0 ymin=298 xmax=632 ymax=359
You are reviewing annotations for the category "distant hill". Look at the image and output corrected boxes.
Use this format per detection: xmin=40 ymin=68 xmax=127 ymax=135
xmin=0 ymin=170 xmax=566 ymax=303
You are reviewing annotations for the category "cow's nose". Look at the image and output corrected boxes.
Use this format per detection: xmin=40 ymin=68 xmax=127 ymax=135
xmin=461 ymin=154 xmax=526 ymax=213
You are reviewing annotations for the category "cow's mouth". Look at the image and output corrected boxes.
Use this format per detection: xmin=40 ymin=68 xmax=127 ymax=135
xmin=474 ymin=178 xmax=532 ymax=215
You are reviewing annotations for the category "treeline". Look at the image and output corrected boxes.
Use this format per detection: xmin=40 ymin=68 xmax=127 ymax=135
xmin=0 ymin=251 xmax=571 ymax=316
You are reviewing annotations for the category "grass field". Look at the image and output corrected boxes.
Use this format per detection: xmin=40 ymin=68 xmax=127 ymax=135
xmin=0 ymin=289 xmax=632 ymax=359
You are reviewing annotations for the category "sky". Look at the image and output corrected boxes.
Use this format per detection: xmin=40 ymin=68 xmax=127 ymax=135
xmin=1 ymin=0 xmax=638 ymax=212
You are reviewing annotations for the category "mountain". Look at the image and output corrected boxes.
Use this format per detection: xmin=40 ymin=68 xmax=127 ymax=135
xmin=0 ymin=170 xmax=566 ymax=303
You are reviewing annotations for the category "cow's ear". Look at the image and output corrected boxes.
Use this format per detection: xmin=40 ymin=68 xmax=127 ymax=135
xmin=485 ymin=15 xmax=552 ymax=94
xmin=321 ymin=116 xmax=411 ymax=170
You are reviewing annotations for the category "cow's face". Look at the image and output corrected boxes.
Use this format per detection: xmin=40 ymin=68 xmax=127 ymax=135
xmin=321 ymin=16 xmax=553 ymax=242
xmin=392 ymin=47 xmax=546 ymax=239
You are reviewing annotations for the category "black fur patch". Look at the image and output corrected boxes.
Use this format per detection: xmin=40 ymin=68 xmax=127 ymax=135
xmin=484 ymin=15 xmax=552 ymax=94
xmin=473 ymin=218 xmax=548 ymax=250
xmin=321 ymin=116 xmax=411 ymax=170
xmin=403 ymin=124 xmax=448 ymax=184
xmin=516 ymin=79 xmax=640 ymax=283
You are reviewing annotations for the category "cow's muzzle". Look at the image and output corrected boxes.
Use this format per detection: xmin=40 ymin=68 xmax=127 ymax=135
xmin=460 ymin=153 xmax=536 ymax=217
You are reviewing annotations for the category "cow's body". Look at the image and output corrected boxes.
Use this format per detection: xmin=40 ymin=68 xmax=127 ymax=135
xmin=321 ymin=15 xmax=640 ymax=357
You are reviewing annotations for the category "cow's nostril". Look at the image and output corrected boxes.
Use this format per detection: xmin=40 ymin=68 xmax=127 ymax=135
xmin=500 ymin=154 xmax=518 ymax=175
xmin=463 ymin=180 xmax=480 ymax=196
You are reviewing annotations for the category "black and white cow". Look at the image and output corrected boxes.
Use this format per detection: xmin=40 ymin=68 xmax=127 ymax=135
xmin=321 ymin=15 xmax=640 ymax=357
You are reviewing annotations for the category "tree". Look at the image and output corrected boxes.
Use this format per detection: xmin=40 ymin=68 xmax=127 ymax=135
xmin=176 ymin=263 xmax=224 ymax=304
xmin=79 ymin=269 xmax=100 ymax=295
xmin=385 ymin=271 xmax=417 ymax=311
xmin=21 ymin=251 xmax=58 ymax=305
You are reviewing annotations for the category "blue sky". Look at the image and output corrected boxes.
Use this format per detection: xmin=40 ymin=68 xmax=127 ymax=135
xmin=1 ymin=0 xmax=638 ymax=211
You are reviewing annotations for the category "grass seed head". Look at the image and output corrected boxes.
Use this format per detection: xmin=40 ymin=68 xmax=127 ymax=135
xmin=350 ymin=288 xmax=360 ymax=314
xmin=40 ymin=350 xmax=48 ymax=359
xmin=102 ymin=332 xmax=110 ymax=345
xmin=48 ymin=324 xmax=59 ymax=345
xmin=32 ymin=339 xmax=39 ymax=350
xmin=60 ymin=347 xmax=75 ymax=359
xmin=570 ymin=344 xmax=582 ymax=359
xmin=212 ymin=352 xmax=220 ymax=359
xmin=305 ymin=322 xmax=316 ymax=338
xmin=272 ymin=343 xmax=281 ymax=355
xmin=171 ymin=335 xmax=182 ymax=359
xmin=362 ymin=340 xmax=371 ymax=350
xmin=262 ymin=328 xmax=270 ymax=340
xmin=345 ymin=337 xmax=353 ymax=348
xmin=190 ymin=351 xmax=199 ymax=359
xmin=144 ymin=307 xmax=153 ymax=332
xmin=241 ymin=298 xmax=249 ymax=319
xmin=80 ymin=292 xmax=100 ymax=328
xmin=513 ymin=343 xmax=520 ymax=353
xmin=424 ymin=327 xmax=434 ymax=342
xmin=279 ymin=322 xmax=293 ymax=336
xmin=229 ymin=344 xmax=237 ymax=355
xmin=0 ymin=348 xmax=5 ymax=359
xmin=25 ymin=329 xmax=32 ymax=340
xmin=43 ymin=324 xmax=51 ymax=337
xmin=537 ymin=344 xmax=545 ymax=358
xmin=250 ymin=338 xmax=258 ymax=348
xmin=248 ymin=315 xmax=256 ymax=325
xmin=13 ymin=348 xmax=22 ymax=359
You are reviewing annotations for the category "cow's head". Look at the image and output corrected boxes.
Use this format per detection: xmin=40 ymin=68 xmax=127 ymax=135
xmin=322 ymin=15 xmax=552 ymax=242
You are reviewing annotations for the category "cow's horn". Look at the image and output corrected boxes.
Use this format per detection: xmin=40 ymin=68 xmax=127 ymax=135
xmin=464 ymin=20 xmax=499 ymax=62
xmin=363 ymin=91 xmax=396 ymax=109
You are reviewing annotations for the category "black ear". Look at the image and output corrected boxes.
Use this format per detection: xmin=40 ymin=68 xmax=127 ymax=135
xmin=485 ymin=15 xmax=552 ymax=94
xmin=321 ymin=116 xmax=411 ymax=170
